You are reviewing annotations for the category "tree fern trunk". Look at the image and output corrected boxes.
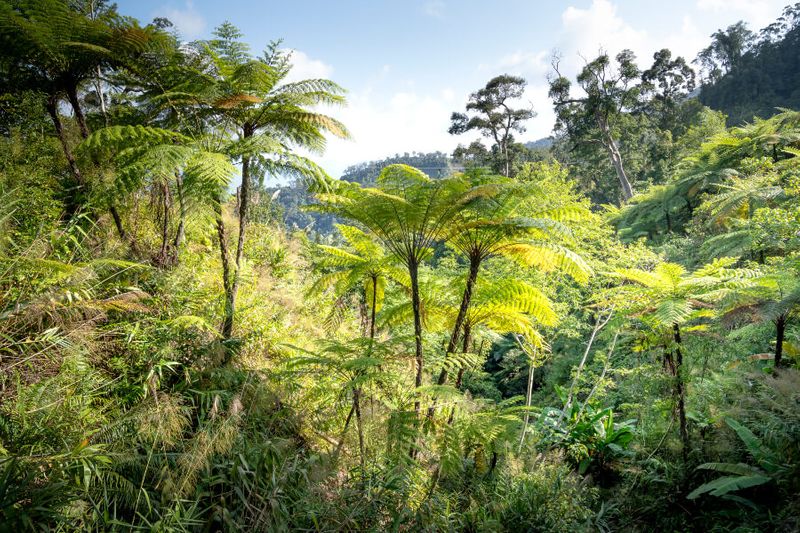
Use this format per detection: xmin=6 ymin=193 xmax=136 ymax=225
xmin=354 ymin=387 xmax=365 ymax=475
xmin=45 ymin=96 xmax=84 ymax=219
xmin=437 ymin=255 xmax=480 ymax=387
xmin=410 ymin=257 xmax=423 ymax=414
xmin=215 ymin=199 xmax=235 ymax=344
xmin=775 ymin=314 xmax=786 ymax=369
xmin=230 ymin=126 xmax=254 ymax=329
xmin=673 ymin=323 xmax=689 ymax=462
xmin=370 ymin=274 xmax=377 ymax=341
xmin=173 ymin=173 xmax=186 ymax=262
xmin=65 ymin=84 xmax=89 ymax=139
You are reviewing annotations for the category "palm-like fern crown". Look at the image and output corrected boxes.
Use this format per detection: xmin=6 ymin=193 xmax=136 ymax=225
xmin=316 ymin=164 xmax=496 ymax=264
xmin=309 ymin=224 xmax=406 ymax=313
xmin=615 ymin=110 xmax=800 ymax=240
xmin=609 ymin=258 xmax=759 ymax=328
xmin=718 ymin=260 xmax=800 ymax=323
xmin=0 ymin=0 xmax=162 ymax=94
xmin=447 ymin=174 xmax=592 ymax=283
xmin=382 ymin=274 xmax=556 ymax=347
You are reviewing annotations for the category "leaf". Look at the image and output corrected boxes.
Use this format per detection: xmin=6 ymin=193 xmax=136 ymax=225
xmin=687 ymin=474 xmax=771 ymax=499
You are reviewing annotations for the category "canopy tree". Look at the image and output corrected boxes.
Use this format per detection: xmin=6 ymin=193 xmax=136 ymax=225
xmin=449 ymin=75 xmax=535 ymax=177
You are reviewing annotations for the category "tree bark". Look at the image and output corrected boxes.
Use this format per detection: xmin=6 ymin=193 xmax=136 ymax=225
xmin=46 ymin=96 xmax=85 ymax=218
xmin=157 ymin=181 xmax=172 ymax=266
xmin=65 ymin=84 xmax=90 ymax=139
xmin=437 ymin=255 xmax=481 ymax=387
xmin=775 ymin=314 xmax=786 ymax=369
xmin=173 ymin=173 xmax=186 ymax=261
xmin=596 ymin=114 xmax=634 ymax=201
xmin=64 ymin=85 xmax=132 ymax=246
xmin=215 ymin=199 xmax=235 ymax=344
xmin=354 ymin=387 xmax=365 ymax=474
xmin=369 ymin=274 xmax=378 ymax=341
xmin=409 ymin=257 xmax=423 ymax=414
xmin=229 ymin=126 xmax=254 ymax=331
xmin=673 ymin=323 xmax=689 ymax=462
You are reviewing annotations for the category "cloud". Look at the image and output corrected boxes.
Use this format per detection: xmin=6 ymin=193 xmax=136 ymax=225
xmin=696 ymin=0 xmax=787 ymax=30
xmin=423 ymin=0 xmax=445 ymax=18
xmin=155 ymin=1 xmax=206 ymax=40
xmin=284 ymin=49 xmax=334 ymax=82
xmin=558 ymin=0 xmax=649 ymax=71
xmin=315 ymin=82 xmax=466 ymax=177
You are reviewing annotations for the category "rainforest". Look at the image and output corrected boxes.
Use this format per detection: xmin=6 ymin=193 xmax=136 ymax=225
xmin=1 ymin=1 xmax=800 ymax=531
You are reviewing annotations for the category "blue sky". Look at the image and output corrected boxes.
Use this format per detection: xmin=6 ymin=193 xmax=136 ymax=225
xmin=117 ymin=0 xmax=789 ymax=179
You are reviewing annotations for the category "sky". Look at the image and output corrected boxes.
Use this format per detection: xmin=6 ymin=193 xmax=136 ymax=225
xmin=116 ymin=0 xmax=789 ymax=179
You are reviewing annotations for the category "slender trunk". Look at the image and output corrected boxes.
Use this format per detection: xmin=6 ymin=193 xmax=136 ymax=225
xmin=596 ymin=114 xmax=633 ymax=201
xmin=173 ymin=173 xmax=186 ymax=261
xmin=775 ymin=314 xmax=786 ymax=369
xmin=503 ymin=142 xmax=510 ymax=177
xmin=66 ymin=84 xmax=89 ymax=139
xmin=410 ymin=257 xmax=423 ymax=413
xmin=230 ymin=127 xmax=254 ymax=327
xmin=369 ymin=274 xmax=378 ymax=341
xmin=110 ymin=204 xmax=127 ymax=241
xmin=157 ymin=181 xmax=172 ymax=266
xmin=46 ymin=96 xmax=85 ymax=218
xmin=215 ymin=199 xmax=235 ymax=344
xmin=447 ymin=325 xmax=473 ymax=426
xmin=354 ymin=387 xmax=365 ymax=474
xmin=64 ymin=85 xmax=133 ymax=247
xmin=334 ymin=402 xmax=356 ymax=459
xmin=562 ymin=309 xmax=613 ymax=417
xmin=673 ymin=323 xmax=689 ymax=462
xmin=427 ymin=253 xmax=480 ymax=418
xmin=437 ymin=255 xmax=481 ymax=386
xmin=94 ymin=66 xmax=108 ymax=125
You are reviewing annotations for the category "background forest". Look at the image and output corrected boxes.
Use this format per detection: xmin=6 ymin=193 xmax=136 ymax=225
xmin=1 ymin=1 xmax=800 ymax=531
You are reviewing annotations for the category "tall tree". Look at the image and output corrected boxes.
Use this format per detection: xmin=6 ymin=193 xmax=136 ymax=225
xmin=316 ymin=164 xmax=492 ymax=413
xmin=549 ymin=51 xmax=640 ymax=201
xmin=695 ymin=21 xmax=755 ymax=84
xmin=199 ymin=25 xmax=349 ymax=339
xmin=449 ymin=75 xmax=535 ymax=177
xmin=609 ymin=258 xmax=755 ymax=460
xmin=433 ymin=172 xmax=590 ymax=399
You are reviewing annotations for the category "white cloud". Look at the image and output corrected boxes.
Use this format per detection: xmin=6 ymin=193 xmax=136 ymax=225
xmin=696 ymin=0 xmax=787 ymax=30
xmin=284 ymin=49 xmax=334 ymax=82
xmin=318 ymin=85 xmax=463 ymax=177
xmin=155 ymin=0 xmax=206 ymax=40
xmin=558 ymin=0 xmax=649 ymax=71
xmin=423 ymin=0 xmax=446 ymax=18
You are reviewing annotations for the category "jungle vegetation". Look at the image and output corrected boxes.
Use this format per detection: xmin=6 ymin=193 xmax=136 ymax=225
xmin=1 ymin=1 xmax=799 ymax=531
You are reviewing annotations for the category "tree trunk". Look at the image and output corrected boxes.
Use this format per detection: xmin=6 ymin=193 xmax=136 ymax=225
xmin=334 ymin=402 xmax=356 ymax=459
xmin=229 ymin=127 xmax=254 ymax=330
xmin=215 ymin=199 xmax=235 ymax=344
xmin=354 ymin=387 xmax=365 ymax=474
xmin=369 ymin=274 xmax=378 ymax=341
xmin=157 ymin=181 xmax=172 ymax=266
xmin=596 ymin=115 xmax=634 ymax=201
xmin=46 ymin=96 xmax=85 ymax=218
xmin=427 ymin=256 xmax=480 ymax=421
xmin=673 ymin=323 xmax=689 ymax=462
xmin=173 ymin=173 xmax=186 ymax=262
xmin=410 ymin=257 xmax=423 ymax=414
xmin=65 ymin=84 xmax=90 ymax=139
xmin=64 ymin=85 xmax=132 ymax=246
xmin=775 ymin=314 xmax=786 ymax=369
xmin=437 ymin=255 xmax=481 ymax=386
xmin=447 ymin=324 xmax=473 ymax=426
